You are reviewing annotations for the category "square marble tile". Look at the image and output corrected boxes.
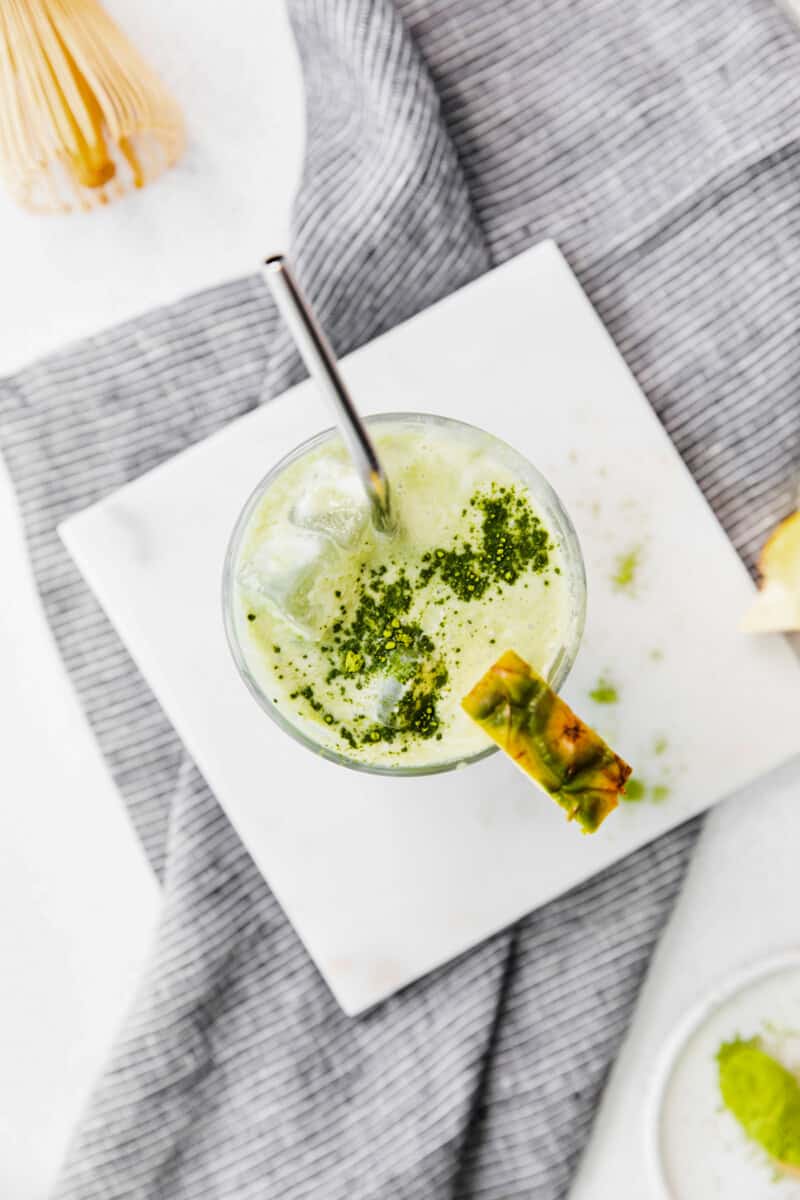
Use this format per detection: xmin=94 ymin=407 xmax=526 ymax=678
xmin=61 ymin=243 xmax=800 ymax=1014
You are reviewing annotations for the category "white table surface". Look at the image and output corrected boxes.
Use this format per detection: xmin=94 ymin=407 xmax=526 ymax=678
xmin=2 ymin=1 xmax=798 ymax=1196
xmin=0 ymin=3 xmax=302 ymax=1196
xmin=569 ymin=746 xmax=800 ymax=1200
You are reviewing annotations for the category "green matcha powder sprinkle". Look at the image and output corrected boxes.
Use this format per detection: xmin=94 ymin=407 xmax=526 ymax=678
xmin=273 ymin=484 xmax=553 ymax=753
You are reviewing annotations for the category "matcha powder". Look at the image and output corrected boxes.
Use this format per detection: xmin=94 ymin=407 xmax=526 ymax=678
xmin=281 ymin=482 xmax=553 ymax=753
xmin=717 ymin=1037 xmax=800 ymax=1167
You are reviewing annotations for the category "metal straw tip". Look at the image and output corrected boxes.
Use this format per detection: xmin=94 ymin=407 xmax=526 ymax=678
xmin=261 ymin=251 xmax=396 ymax=537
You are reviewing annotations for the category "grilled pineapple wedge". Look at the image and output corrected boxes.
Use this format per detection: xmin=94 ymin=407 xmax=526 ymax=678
xmin=462 ymin=650 xmax=631 ymax=832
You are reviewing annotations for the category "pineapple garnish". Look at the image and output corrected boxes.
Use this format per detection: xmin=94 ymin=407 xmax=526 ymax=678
xmin=741 ymin=511 xmax=800 ymax=633
xmin=462 ymin=650 xmax=631 ymax=832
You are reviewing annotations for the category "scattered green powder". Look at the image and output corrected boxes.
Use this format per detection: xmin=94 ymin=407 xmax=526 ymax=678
xmin=589 ymin=676 xmax=619 ymax=705
xmin=278 ymin=483 xmax=552 ymax=752
xmin=764 ymin=1020 xmax=800 ymax=1042
xmin=649 ymin=647 xmax=664 ymax=661
xmin=297 ymin=683 xmax=339 ymax=729
xmin=717 ymin=1038 xmax=800 ymax=1167
xmin=417 ymin=485 xmax=550 ymax=601
xmin=654 ymin=736 xmax=668 ymax=755
xmin=612 ymin=546 xmax=641 ymax=592
xmin=623 ymin=778 xmax=647 ymax=802
xmin=621 ymin=776 xmax=670 ymax=804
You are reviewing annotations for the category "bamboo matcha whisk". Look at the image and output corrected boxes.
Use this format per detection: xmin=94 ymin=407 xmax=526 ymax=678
xmin=0 ymin=0 xmax=184 ymax=212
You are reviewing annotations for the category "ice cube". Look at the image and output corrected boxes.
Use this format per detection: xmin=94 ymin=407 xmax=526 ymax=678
xmin=372 ymin=675 xmax=409 ymax=728
xmin=238 ymin=526 xmax=332 ymax=639
xmin=290 ymin=462 xmax=369 ymax=549
xmin=365 ymin=649 xmax=427 ymax=729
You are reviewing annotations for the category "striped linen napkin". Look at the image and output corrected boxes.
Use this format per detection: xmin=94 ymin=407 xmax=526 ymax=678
xmin=2 ymin=1 xmax=799 ymax=1196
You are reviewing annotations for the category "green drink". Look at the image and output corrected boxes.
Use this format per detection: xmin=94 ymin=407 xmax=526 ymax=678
xmin=223 ymin=413 xmax=585 ymax=774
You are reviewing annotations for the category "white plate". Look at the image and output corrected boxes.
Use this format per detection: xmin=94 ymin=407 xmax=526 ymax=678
xmin=649 ymin=953 xmax=800 ymax=1200
xmin=60 ymin=242 xmax=800 ymax=1014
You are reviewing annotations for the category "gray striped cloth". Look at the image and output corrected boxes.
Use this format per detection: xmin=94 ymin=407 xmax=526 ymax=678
xmin=3 ymin=1 xmax=800 ymax=1196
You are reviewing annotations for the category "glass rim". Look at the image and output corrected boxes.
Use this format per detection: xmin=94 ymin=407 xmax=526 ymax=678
xmin=222 ymin=411 xmax=587 ymax=777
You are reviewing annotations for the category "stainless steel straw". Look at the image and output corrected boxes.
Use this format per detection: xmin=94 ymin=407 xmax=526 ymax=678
xmin=263 ymin=255 xmax=395 ymax=534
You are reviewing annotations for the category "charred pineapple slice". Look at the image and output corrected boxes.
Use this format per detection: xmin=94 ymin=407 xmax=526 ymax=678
xmin=462 ymin=650 xmax=631 ymax=832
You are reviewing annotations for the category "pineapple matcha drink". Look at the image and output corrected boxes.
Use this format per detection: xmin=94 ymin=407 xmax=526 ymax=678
xmin=224 ymin=414 xmax=585 ymax=772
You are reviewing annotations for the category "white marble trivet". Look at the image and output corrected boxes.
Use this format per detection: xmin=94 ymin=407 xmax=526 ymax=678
xmin=61 ymin=243 xmax=800 ymax=1014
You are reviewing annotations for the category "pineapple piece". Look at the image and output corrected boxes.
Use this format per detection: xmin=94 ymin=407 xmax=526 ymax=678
xmin=741 ymin=510 xmax=800 ymax=633
xmin=462 ymin=650 xmax=631 ymax=832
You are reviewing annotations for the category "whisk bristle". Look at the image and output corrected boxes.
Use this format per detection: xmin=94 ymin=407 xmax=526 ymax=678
xmin=0 ymin=0 xmax=184 ymax=212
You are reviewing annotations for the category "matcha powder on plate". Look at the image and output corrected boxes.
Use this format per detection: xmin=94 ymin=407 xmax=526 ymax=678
xmin=717 ymin=1037 xmax=800 ymax=1168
